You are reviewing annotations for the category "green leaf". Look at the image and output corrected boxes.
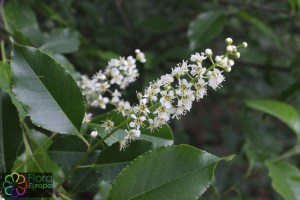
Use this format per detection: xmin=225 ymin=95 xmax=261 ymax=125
xmin=246 ymin=99 xmax=300 ymax=139
xmin=0 ymin=63 xmax=11 ymax=92
xmin=68 ymin=168 xmax=101 ymax=193
xmin=11 ymin=44 xmax=85 ymax=134
xmin=266 ymin=160 xmax=300 ymax=200
xmin=5 ymin=0 xmax=44 ymax=46
xmin=94 ymin=140 xmax=154 ymax=182
xmin=0 ymin=62 xmax=27 ymax=119
xmin=40 ymin=28 xmax=80 ymax=54
xmin=12 ymin=130 xmax=62 ymax=179
xmin=88 ymin=110 xmax=174 ymax=147
xmin=108 ymin=145 xmax=221 ymax=200
xmin=48 ymin=135 xmax=89 ymax=169
xmin=238 ymin=11 xmax=280 ymax=48
xmin=188 ymin=11 xmax=226 ymax=50
xmin=0 ymin=91 xmax=24 ymax=172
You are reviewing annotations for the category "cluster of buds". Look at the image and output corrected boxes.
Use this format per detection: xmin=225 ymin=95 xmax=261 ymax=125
xmin=79 ymin=50 xmax=146 ymax=111
xmin=95 ymin=38 xmax=247 ymax=150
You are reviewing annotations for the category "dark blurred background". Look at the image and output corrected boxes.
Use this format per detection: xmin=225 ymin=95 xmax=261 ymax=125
xmin=4 ymin=0 xmax=300 ymax=199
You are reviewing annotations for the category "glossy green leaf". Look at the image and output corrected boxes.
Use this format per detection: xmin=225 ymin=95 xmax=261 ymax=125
xmin=0 ymin=62 xmax=27 ymax=119
xmin=40 ymin=28 xmax=80 ymax=54
xmin=5 ymin=0 xmax=44 ymax=46
xmin=246 ymin=99 xmax=300 ymax=139
xmin=0 ymin=63 xmax=11 ymax=92
xmin=266 ymin=160 xmax=300 ymax=200
xmin=238 ymin=11 xmax=280 ymax=48
xmin=0 ymin=91 xmax=24 ymax=172
xmin=188 ymin=11 xmax=226 ymax=50
xmin=11 ymin=44 xmax=85 ymax=134
xmin=68 ymin=168 xmax=101 ymax=193
xmin=109 ymin=145 xmax=221 ymax=200
xmin=94 ymin=140 xmax=154 ymax=182
xmin=12 ymin=130 xmax=62 ymax=178
xmin=48 ymin=135 xmax=89 ymax=169
xmin=88 ymin=110 xmax=174 ymax=146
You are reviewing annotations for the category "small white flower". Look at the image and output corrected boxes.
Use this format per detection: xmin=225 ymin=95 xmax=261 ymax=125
xmin=125 ymin=129 xmax=141 ymax=140
xmin=207 ymin=68 xmax=225 ymax=90
xmin=190 ymin=52 xmax=206 ymax=63
xmin=130 ymin=114 xmax=146 ymax=129
xmin=98 ymin=82 xmax=110 ymax=93
xmin=111 ymin=89 xmax=122 ymax=104
xmin=135 ymin=49 xmax=146 ymax=63
xmin=83 ymin=113 xmax=92 ymax=123
xmin=92 ymin=95 xmax=109 ymax=109
xmin=176 ymin=79 xmax=193 ymax=96
xmin=154 ymin=106 xmax=170 ymax=121
xmin=190 ymin=63 xmax=206 ymax=77
xmin=194 ymin=79 xmax=207 ymax=101
xmin=93 ymin=70 xmax=106 ymax=81
xmin=148 ymin=118 xmax=159 ymax=131
xmin=119 ymin=139 xmax=128 ymax=150
xmin=101 ymin=119 xmax=114 ymax=132
xmin=144 ymin=85 xmax=159 ymax=101
xmin=160 ymin=90 xmax=175 ymax=109
xmin=135 ymin=98 xmax=150 ymax=115
xmin=91 ymin=130 xmax=98 ymax=138
xmin=108 ymin=59 xmax=120 ymax=67
xmin=110 ymin=73 xmax=124 ymax=85
xmin=161 ymin=74 xmax=174 ymax=85
xmin=117 ymin=101 xmax=131 ymax=116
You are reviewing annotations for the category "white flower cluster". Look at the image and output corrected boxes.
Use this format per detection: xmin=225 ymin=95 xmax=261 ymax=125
xmin=99 ymin=38 xmax=247 ymax=150
xmin=80 ymin=50 xmax=146 ymax=111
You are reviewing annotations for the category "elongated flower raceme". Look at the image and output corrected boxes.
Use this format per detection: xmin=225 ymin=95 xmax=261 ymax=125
xmin=89 ymin=38 xmax=247 ymax=149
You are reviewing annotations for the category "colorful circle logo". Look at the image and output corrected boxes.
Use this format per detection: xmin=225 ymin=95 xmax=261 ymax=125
xmin=2 ymin=172 xmax=28 ymax=198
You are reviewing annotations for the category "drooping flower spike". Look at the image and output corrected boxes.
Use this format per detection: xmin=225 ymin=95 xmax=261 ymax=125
xmin=81 ymin=38 xmax=247 ymax=150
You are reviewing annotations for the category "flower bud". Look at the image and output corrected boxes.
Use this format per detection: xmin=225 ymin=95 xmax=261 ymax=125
xmin=91 ymin=130 xmax=98 ymax=138
xmin=242 ymin=42 xmax=248 ymax=48
xmin=215 ymin=55 xmax=222 ymax=63
xmin=205 ymin=49 xmax=213 ymax=57
xmin=234 ymin=52 xmax=240 ymax=58
xmin=226 ymin=45 xmax=234 ymax=52
xmin=228 ymin=59 xmax=234 ymax=67
xmin=224 ymin=66 xmax=232 ymax=72
xmin=225 ymin=38 xmax=233 ymax=45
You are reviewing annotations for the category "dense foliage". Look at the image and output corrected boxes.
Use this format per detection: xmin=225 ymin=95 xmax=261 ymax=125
xmin=0 ymin=0 xmax=300 ymax=199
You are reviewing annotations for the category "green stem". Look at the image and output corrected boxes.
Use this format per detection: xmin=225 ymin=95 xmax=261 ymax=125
xmin=55 ymin=117 xmax=131 ymax=189
xmin=1 ymin=41 xmax=6 ymax=63
xmin=20 ymin=122 xmax=44 ymax=172
xmin=13 ymin=131 xmax=58 ymax=172
xmin=56 ymin=93 xmax=162 ymax=190
xmin=272 ymin=144 xmax=300 ymax=161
